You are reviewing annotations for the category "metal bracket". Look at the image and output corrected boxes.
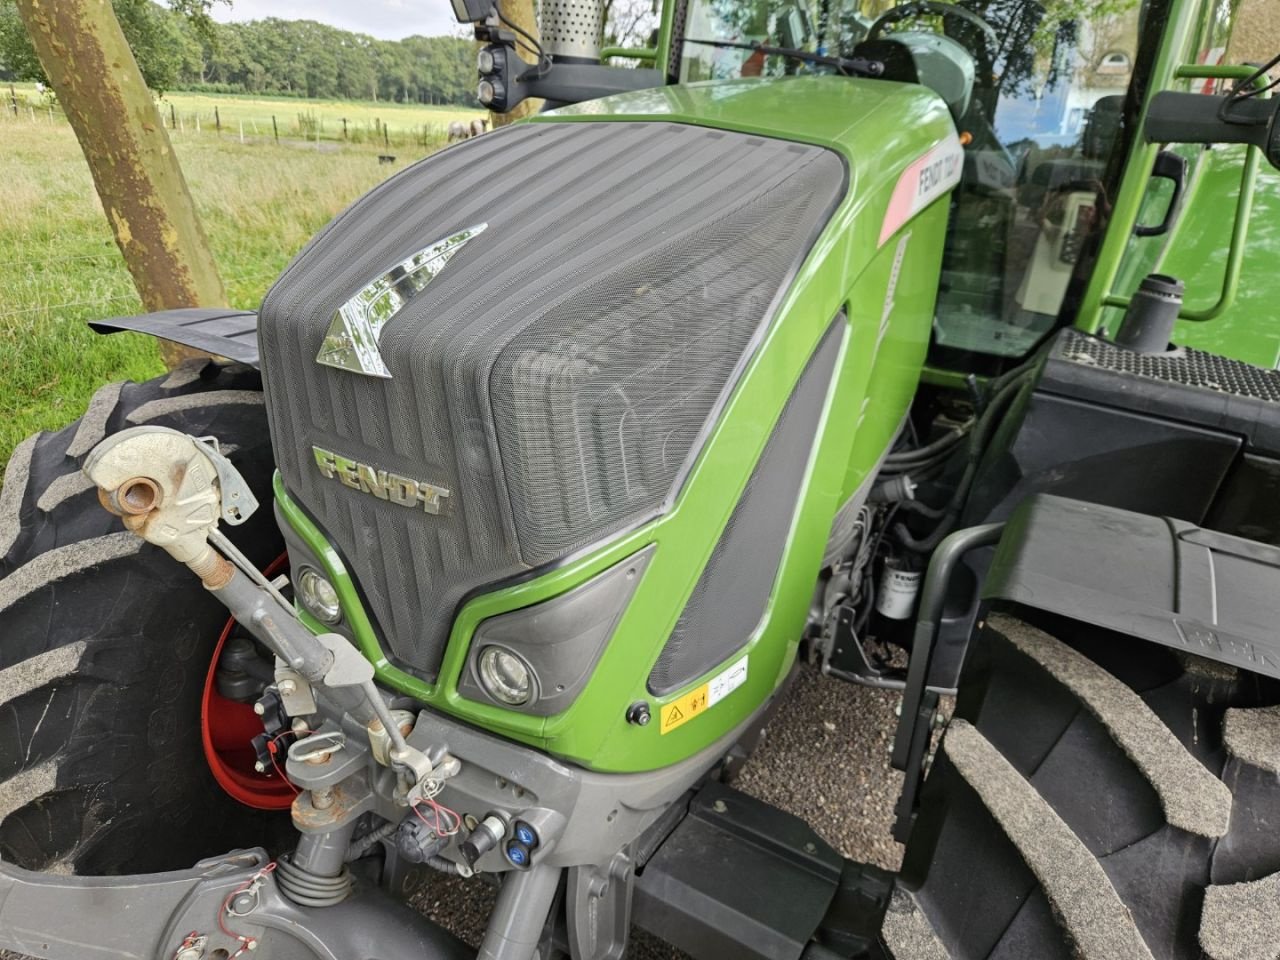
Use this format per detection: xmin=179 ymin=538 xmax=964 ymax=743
xmin=567 ymin=850 xmax=635 ymax=960
xmin=192 ymin=434 xmax=259 ymax=524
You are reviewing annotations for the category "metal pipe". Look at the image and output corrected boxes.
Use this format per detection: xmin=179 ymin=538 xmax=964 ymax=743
xmin=294 ymin=822 xmax=360 ymax=878
xmin=890 ymin=522 xmax=1006 ymax=771
xmin=478 ymin=864 xmax=564 ymax=960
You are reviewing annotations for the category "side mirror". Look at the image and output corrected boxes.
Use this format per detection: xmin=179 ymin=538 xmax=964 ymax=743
xmin=1145 ymin=89 xmax=1280 ymax=170
xmin=450 ymin=0 xmax=493 ymax=23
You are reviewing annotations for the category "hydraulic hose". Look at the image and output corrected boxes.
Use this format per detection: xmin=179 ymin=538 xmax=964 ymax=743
xmin=884 ymin=425 xmax=969 ymax=465
xmin=345 ymin=820 xmax=399 ymax=861
xmin=892 ymin=372 xmax=1031 ymax=553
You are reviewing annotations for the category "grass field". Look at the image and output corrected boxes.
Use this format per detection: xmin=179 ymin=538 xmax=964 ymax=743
xmin=0 ymin=91 xmax=482 ymax=479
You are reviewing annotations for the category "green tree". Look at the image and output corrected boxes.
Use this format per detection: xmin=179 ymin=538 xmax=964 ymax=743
xmin=0 ymin=0 xmax=199 ymax=92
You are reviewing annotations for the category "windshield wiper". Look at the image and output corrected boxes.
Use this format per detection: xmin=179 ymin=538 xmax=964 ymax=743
xmin=678 ymin=37 xmax=884 ymax=78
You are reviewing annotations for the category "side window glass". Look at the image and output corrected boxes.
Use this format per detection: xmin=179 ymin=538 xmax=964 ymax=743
xmin=931 ymin=1 xmax=1145 ymax=364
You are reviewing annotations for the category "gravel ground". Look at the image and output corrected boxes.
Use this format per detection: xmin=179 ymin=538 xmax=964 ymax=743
xmin=1 ymin=666 xmax=907 ymax=960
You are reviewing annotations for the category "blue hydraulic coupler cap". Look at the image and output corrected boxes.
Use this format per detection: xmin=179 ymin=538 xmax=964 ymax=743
xmin=512 ymin=820 xmax=539 ymax=849
xmin=505 ymin=840 xmax=532 ymax=868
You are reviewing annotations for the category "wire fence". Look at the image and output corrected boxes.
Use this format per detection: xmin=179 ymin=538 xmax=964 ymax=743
xmin=2 ymin=83 xmax=471 ymax=152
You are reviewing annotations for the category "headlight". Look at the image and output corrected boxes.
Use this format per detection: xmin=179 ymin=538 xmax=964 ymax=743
xmin=298 ymin=567 xmax=342 ymax=624
xmin=477 ymin=646 xmax=533 ymax=706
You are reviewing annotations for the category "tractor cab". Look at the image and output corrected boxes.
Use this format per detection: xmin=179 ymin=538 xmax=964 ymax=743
xmin=672 ymin=0 xmax=1151 ymax=372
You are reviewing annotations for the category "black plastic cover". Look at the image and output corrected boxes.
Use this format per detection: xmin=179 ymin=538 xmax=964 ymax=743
xmin=986 ymin=494 xmax=1280 ymax=679
xmin=633 ymin=782 xmax=843 ymax=960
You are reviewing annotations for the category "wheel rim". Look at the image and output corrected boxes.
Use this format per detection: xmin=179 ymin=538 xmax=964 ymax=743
xmin=201 ymin=553 xmax=295 ymax=810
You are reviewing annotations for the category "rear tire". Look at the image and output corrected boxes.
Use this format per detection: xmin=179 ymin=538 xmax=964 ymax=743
xmin=888 ymin=608 xmax=1280 ymax=960
xmin=0 ymin=361 xmax=288 ymax=875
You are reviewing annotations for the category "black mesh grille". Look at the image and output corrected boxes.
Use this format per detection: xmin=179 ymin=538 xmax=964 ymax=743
xmin=1056 ymin=330 xmax=1280 ymax=403
xmin=648 ymin=319 xmax=843 ymax=696
xmin=258 ymin=121 xmax=846 ymax=679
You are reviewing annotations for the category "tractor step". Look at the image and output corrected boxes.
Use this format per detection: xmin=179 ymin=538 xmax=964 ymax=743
xmin=633 ymin=782 xmax=893 ymax=960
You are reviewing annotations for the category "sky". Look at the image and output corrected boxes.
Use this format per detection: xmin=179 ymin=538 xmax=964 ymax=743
xmin=210 ymin=0 xmax=464 ymax=40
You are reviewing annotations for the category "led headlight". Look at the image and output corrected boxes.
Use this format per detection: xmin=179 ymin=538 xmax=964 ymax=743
xmin=298 ymin=567 xmax=342 ymax=624
xmin=477 ymin=646 xmax=533 ymax=706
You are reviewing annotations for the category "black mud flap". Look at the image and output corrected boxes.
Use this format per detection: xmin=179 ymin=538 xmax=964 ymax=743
xmin=90 ymin=307 xmax=259 ymax=367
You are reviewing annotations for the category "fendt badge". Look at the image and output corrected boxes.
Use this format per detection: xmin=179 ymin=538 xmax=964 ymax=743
xmin=316 ymin=223 xmax=487 ymax=378
xmin=313 ymin=447 xmax=451 ymax=515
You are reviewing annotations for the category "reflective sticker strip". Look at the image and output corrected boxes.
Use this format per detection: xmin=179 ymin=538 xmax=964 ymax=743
xmin=659 ymin=655 xmax=748 ymax=735
xmin=878 ymin=135 xmax=964 ymax=247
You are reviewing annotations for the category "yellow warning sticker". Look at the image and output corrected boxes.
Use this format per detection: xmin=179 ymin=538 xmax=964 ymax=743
xmin=659 ymin=655 xmax=749 ymax=735
xmin=660 ymin=684 xmax=709 ymax=734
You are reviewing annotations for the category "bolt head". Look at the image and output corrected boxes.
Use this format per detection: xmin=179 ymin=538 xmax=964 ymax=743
xmin=278 ymin=679 xmax=297 ymax=696
xmin=804 ymin=841 xmax=817 ymax=853
xmin=254 ymin=760 xmax=267 ymax=773
xmin=253 ymin=702 xmax=266 ymax=716
xmin=712 ymin=799 xmax=727 ymax=814
xmin=626 ymin=702 xmax=651 ymax=726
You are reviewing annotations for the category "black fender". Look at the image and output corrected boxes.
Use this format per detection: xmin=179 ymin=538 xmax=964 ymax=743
xmin=984 ymin=493 xmax=1280 ymax=680
xmin=90 ymin=307 xmax=259 ymax=367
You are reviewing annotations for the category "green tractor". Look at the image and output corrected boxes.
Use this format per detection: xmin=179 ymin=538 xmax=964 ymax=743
xmin=2 ymin=0 xmax=1279 ymax=957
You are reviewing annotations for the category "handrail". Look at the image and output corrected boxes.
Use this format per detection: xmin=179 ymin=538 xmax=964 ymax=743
xmin=1096 ymin=62 xmax=1267 ymax=324
xmin=600 ymin=46 xmax=659 ymax=62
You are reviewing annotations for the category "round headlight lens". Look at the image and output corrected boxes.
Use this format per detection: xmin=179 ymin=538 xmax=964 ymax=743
xmin=477 ymin=647 xmax=533 ymax=706
xmin=298 ymin=568 xmax=342 ymax=624
xmin=477 ymin=47 xmax=496 ymax=74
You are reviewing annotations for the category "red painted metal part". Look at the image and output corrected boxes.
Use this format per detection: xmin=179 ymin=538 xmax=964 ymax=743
xmin=201 ymin=553 xmax=295 ymax=810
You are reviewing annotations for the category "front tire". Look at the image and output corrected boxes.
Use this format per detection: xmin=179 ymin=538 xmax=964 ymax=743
xmin=888 ymin=609 xmax=1280 ymax=960
xmin=0 ymin=361 xmax=287 ymax=875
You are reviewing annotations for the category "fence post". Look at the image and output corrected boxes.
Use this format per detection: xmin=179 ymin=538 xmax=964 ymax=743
xmin=384 ymin=125 xmax=390 ymax=149
xmin=272 ymin=115 xmax=279 ymax=143
xmin=238 ymin=119 xmax=244 ymax=143
xmin=214 ymin=105 xmax=220 ymax=135
xmin=170 ymin=101 xmax=176 ymax=129
xmin=8 ymin=83 xmax=16 ymax=116
xmin=342 ymin=117 xmax=348 ymax=140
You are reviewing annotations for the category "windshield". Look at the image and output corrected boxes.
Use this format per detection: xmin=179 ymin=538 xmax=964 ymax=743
xmin=675 ymin=0 xmax=1152 ymax=368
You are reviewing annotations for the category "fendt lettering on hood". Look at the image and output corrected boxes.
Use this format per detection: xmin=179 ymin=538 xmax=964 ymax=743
xmin=313 ymin=446 xmax=451 ymax=515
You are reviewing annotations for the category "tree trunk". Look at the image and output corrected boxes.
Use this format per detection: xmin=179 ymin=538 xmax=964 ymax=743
xmin=490 ymin=0 xmax=543 ymax=127
xmin=15 ymin=0 xmax=225 ymax=368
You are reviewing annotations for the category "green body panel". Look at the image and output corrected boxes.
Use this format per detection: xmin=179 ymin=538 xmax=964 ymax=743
xmin=277 ymin=76 xmax=957 ymax=772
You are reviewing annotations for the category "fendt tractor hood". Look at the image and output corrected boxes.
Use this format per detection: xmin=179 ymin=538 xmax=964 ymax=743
xmin=257 ymin=77 xmax=954 ymax=681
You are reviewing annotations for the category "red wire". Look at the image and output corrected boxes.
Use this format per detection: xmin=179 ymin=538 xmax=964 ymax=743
xmin=217 ymin=862 xmax=277 ymax=957
xmin=266 ymin=737 xmax=299 ymax=795
xmin=262 ymin=728 xmax=317 ymax=795
xmin=412 ymin=795 xmax=462 ymax=837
